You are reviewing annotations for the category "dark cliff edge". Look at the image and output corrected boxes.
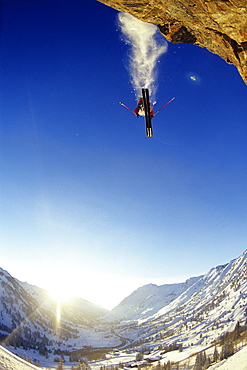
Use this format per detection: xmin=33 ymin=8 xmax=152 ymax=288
xmin=98 ymin=0 xmax=247 ymax=84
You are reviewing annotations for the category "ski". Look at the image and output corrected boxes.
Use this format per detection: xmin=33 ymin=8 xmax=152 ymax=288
xmin=120 ymin=92 xmax=174 ymax=138
xmin=142 ymin=88 xmax=153 ymax=138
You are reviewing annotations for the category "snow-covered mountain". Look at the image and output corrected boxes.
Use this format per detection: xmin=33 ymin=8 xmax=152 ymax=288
xmin=0 ymin=267 xmax=116 ymax=351
xmin=19 ymin=279 xmax=108 ymax=318
xmin=105 ymin=250 xmax=247 ymax=350
xmin=102 ymin=276 xmax=201 ymax=323
xmin=1 ymin=340 xmax=247 ymax=370
xmin=0 ymin=249 xmax=247 ymax=364
xmin=0 ymin=345 xmax=41 ymax=370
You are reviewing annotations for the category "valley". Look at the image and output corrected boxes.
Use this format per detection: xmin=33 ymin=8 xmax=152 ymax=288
xmin=1 ymin=250 xmax=247 ymax=369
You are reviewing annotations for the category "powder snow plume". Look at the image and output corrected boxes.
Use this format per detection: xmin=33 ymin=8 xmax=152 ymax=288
xmin=118 ymin=12 xmax=167 ymax=101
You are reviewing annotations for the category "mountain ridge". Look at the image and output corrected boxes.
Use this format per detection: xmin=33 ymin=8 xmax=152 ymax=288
xmin=113 ymin=250 xmax=247 ymax=348
xmin=102 ymin=276 xmax=202 ymax=323
xmin=0 ymin=250 xmax=247 ymax=361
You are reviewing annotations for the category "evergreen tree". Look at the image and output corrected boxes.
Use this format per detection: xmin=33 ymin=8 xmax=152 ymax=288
xmin=233 ymin=321 xmax=241 ymax=340
xmin=193 ymin=353 xmax=201 ymax=370
xmin=155 ymin=360 xmax=161 ymax=370
xmin=203 ymin=355 xmax=210 ymax=369
xmin=57 ymin=358 xmax=64 ymax=370
xmin=221 ymin=341 xmax=234 ymax=360
xmin=213 ymin=346 xmax=219 ymax=363
xmin=135 ymin=352 xmax=143 ymax=361
xmin=166 ymin=361 xmax=171 ymax=370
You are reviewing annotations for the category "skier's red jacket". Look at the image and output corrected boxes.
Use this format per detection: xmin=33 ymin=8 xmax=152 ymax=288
xmin=134 ymin=98 xmax=154 ymax=118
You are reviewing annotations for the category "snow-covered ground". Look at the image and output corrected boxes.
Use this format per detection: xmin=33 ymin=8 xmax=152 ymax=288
xmin=1 ymin=344 xmax=247 ymax=370
xmin=0 ymin=346 xmax=40 ymax=370
xmin=208 ymin=345 xmax=247 ymax=369
xmin=1 ymin=251 xmax=247 ymax=369
xmin=1 ymin=251 xmax=247 ymax=355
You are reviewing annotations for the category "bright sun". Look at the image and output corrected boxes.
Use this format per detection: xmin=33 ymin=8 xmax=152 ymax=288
xmin=46 ymin=266 xmax=75 ymax=304
xmin=47 ymin=284 xmax=74 ymax=325
xmin=42 ymin=263 xmax=143 ymax=310
xmin=48 ymin=287 xmax=73 ymax=303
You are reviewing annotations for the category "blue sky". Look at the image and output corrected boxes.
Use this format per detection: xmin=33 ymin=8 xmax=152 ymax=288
xmin=1 ymin=0 xmax=247 ymax=309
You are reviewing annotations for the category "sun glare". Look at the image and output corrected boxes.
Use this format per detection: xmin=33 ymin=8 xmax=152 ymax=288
xmin=45 ymin=263 xmax=76 ymax=304
xmin=41 ymin=263 xmax=151 ymax=310
xmin=48 ymin=287 xmax=73 ymax=304
xmin=48 ymin=287 xmax=74 ymax=326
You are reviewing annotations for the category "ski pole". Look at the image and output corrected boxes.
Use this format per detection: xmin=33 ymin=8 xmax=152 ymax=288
xmin=154 ymin=97 xmax=175 ymax=116
xmin=119 ymin=102 xmax=135 ymax=114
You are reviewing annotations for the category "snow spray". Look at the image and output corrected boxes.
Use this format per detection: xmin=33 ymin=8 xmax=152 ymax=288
xmin=118 ymin=12 xmax=167 ymax=101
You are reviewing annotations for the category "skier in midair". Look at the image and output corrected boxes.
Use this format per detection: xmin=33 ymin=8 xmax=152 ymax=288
xmin=134 ymin=97 xmax=154 ymax=118
xmin=119 ymin=89 xmax=174 ymax=137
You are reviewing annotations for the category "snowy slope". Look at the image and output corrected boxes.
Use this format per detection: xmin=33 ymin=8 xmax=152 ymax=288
xmin=19 ymin=280 xmax=108 ymax=318
xmin=1 ymin=343 xmax=247 ymax=370
xmin=102 ymin=276 xmax=201 ymax=322
xmin=0 ymin=268 xmax=116 ymax=351
xmin=208 ymin=345 xmax=247 ymax=369
xmin=0 ymin=249 xmax=247 ymax=364
xmin=102 ymin=250 xmax=247 ymax=329
xmin=107 ymin=250 xmax=247 ymax=349
xmin=0 ymin=345 xmax=40 ymax=370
